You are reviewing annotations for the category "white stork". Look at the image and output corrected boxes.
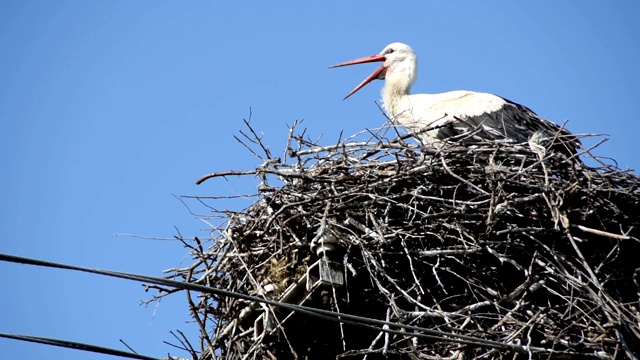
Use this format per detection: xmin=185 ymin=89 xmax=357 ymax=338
xmin=330 ymin=42 xmax=578 ymax=157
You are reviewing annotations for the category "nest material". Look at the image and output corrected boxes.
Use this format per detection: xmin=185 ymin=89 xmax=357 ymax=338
xmin=177 ymin=120 xmax=640 ymax=359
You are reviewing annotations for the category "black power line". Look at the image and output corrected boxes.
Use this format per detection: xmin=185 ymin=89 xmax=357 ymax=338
xmin=0 ymin=253 xmax=598 ymax=358
xmin=0 ymin=333 xmax=165 ymax=360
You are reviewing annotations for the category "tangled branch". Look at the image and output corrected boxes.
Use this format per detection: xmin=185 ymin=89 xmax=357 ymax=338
xmin=168 ymin=119 xmax=640 ymax=359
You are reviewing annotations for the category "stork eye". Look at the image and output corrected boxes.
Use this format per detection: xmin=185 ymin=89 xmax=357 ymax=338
xmin=385 ymin=48 xmax=395 ymax=55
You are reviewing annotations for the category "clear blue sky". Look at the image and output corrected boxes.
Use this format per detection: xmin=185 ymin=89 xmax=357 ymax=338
xmin=1 ymin=1 xmax=639 ymax=359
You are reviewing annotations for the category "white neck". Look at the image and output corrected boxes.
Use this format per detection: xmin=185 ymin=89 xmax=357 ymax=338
xmin=381 ymin=81 xmax=410 ymax=116
xmin=380 ymin=57 xmax=417 ymax=117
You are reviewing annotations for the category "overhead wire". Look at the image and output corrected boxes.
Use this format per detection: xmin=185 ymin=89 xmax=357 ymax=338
xmin=0 ymin=332 xmax=167 ymax=360
xmin=0 ymin=253 xmax=595 ymax=358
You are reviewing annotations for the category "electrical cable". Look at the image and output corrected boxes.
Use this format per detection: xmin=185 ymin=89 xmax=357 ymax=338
xmin=0 ymin=332 xmax=164 ymax=360
xmin=0 ymin=253 xmax=593 ymax=358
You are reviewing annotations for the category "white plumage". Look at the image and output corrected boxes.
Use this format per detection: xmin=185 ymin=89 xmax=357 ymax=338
xmin=330 ymin=42 xmax=577 ymax=156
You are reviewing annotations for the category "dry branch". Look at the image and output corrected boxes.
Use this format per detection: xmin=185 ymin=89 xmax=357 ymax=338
xmin=166 ymin=121 xmax=640 ymax=359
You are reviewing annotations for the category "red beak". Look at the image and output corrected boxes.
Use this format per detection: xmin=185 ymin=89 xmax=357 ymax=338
xmin=329 ymin=54 xmax=387 ymax=100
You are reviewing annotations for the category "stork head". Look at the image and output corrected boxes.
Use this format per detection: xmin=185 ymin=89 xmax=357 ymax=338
xmin=330 ymin=42 xmax=417 ymax=100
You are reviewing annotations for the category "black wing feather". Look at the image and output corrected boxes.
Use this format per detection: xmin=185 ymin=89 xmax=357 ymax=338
xmin=435 ymin=97 xmax=579 ymax=157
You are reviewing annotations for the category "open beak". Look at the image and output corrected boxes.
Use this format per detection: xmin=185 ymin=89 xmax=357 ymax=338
xmin=329 ymin=54 xmax=387 ymax=100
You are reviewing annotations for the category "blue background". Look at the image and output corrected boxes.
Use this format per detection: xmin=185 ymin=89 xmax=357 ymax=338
xmin=1 ymin=1 xmax=639 ymax=359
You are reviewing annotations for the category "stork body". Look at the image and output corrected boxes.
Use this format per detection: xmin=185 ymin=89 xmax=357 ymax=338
xmin=330 ymin=43 xmax=577 ymax=155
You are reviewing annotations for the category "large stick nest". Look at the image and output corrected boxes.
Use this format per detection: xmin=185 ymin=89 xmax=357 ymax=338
xmin=175 ymin=120 xmax=640 ymax=359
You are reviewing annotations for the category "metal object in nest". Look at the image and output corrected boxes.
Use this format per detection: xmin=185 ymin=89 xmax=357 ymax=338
xmin=310 ymin=228 xmax=342 ymax=257
xmin=306 ymin=258 xmax=344 ymax=292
